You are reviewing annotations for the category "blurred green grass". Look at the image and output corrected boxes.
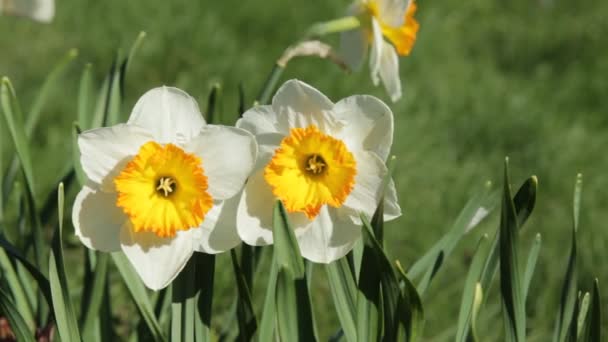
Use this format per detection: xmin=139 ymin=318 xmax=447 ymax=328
xmin=1 ymin=0 xmax=607 ymax=339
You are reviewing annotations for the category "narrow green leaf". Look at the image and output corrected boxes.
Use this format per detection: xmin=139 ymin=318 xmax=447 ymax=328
xmin=455 ymin=235 xmax=490 ymax=342
xmin=272 ymin=200 xmax=305 ymax=278
xmin=355 ymin=230 xmax=381 ymax=342
xmin=206 ymin=83 xmax=221 ymax=124
xmin=258 ymin=252 xmax=279 ymax=342
xmin=360 ymin=214 xmax=423 ymax=342
xmin=0 ymin=287 xmax=36 ymax=342
xmin=231 ymin=249 xmax=258 ymax=341
xmin=80 ymin=253 xmax=109 ymax=340
xmin=581 ymin=279 xmax=601 ymax=342
xmin=275 ymin=268 xmax=316 ymax=341
xmin=523 ymin=234 xmax=542 ymax=300
xmin=471 ymin=283 xmax=483 ymax=342
xmin=395 ymin=260 xmax=425 ymax=342
xmin=78 ymin=63 xmax=94 ymax=129
xmin=0 ymin=248 xmax=35 ymax=330
xmin=112 ymin=252 xmax=165 ymax=342
xmin=498 ymin=159 xmax=526 ymax=342
xmin=171 ymin=258 xmax=196 ymax=342
xmin=577 ymin=292 xmax=590 ymax=340
xmin=194 ymin=253 xmax=214 ymax=342
xmin=1 ymin=77 xmax=37 ymax=202
xmin=27 ymin=49 xmax=78 ymax=135
xmin=326 ymin=258 xmax=357 ymax=342
xmin=125 ymin=31 xmax=147 ymax=75
xmin=478 ymin=175 xmax=538 ymax=302
xmin=49 ymin=183 xmax=82 ymax=341
xmin=256 ymin=64 xmax=284 ymax=105
xmin=0 ymin=236 xmax=53 ymax=309
xmin=238 ymin=82 xmax=246 ymax=118
xmin=105 ymin=52 xmax=123 ymax=126
xmin=407 ymin=181 xmax=497 ymax=283
xmin=72 ymin=122 xmax=86 ymax=186
xmin=554 ymin=175 xmax=582 ymax=342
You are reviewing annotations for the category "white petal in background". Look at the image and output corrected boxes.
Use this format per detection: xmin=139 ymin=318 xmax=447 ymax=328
xmin=78 ymin=124 xmax=153 ymax=192
xmin=272 ymin=80 xmax=342 ymax=135
xmin=236 ymin=170 xmax=279 ymax=246
xmin=340 ymin=28 xmax=368 ymax=72
xmin=120 ymin=225 xmax=196 ymax=291
xmin=369 ymin=19 xmax=384 ymax=86
xmin=237 ymin=105 xmax=281 ymax=136
xmin=186 ymin=125 xmax=257 ymax=200
xmin=194 ymin=197 xmax=241 ymax=254
xmin=72 ymin=185 xmax=124 ymax=253
xmin=127 ymin=86 xmax=205 ymax=145
xmin=377 ymin=0 xmax=409 ymax=28
xmin=0 ymin=0 xmax=55 ymax=23
xmin=297 ymin=206 xmax=361 ymax=263
xmin=333 ymin=95 xmax=394 ymax=161
xmin=378 ymin=40 xmax=402 ymax=102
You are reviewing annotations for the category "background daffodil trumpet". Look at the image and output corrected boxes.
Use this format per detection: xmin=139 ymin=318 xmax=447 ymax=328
xmin=72 ymin=86 xmax=257 ymax=290
xmin=340 ymin=0 xmax=418 ymax=102
xmin=236 ymin=79 xmax=401 ymax=263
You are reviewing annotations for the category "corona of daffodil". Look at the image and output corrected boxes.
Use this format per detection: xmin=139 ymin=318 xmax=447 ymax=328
xmin=236 ymin=80 xmax=401 ymax=263
xmin=0 ymin=0 xmax=54 ymax=22
xmin=341 ymin=0 xmax=418 ymax=102
xmin=72 ymin=87 xmax=257 ymax=290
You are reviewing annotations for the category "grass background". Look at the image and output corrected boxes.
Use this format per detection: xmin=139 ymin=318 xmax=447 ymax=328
xmin=1 ymin=0 xmax=608 ymax=340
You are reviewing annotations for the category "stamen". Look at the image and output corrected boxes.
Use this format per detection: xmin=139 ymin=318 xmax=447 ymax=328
xmin=156 ymin=177 xmax=176 ymax=197
xmin=305 ymin=154 xmax=326 ymax=175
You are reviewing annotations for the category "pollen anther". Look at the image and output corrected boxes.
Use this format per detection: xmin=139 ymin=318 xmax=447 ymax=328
xmin=305 ymin=154 xmax=326 ymax=175
xmin=156 ymin=177 xmax=176 ymax=197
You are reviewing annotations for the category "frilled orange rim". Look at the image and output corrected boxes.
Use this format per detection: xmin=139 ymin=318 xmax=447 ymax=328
xmin=366 ymin=0 xmax=419 ymax=56
xmin=114 ymin=141 xmax=213 ymax=238
xmin=264 ymin=125 xmax=357 ymax=220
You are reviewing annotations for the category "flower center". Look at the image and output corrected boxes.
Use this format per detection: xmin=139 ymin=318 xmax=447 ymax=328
xmin=305 ymin=154 xmax=327 ymax=175
xmin=366 ymin=0 xmax=419 ymax=56
xmin=114 ymin=141 xmax=213 ymax=238
xmin=156 ymin=177 xmax=176 ymax=197
xmin=265 ymin=125 xmax=357 ymax=219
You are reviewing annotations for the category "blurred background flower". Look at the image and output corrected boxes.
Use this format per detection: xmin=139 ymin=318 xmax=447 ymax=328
xmin=0 ymin=0 xmax=54 ymax=23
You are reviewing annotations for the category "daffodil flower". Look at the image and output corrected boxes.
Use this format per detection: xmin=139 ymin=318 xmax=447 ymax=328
xmin=0 ymin=0 xmax=54 ymax=23
xmin=236 ymin=80 xmax=401 ymax=263
xmin=340 ymin=0 xmax=419 ymax=102
xmin=72 ymin=87 xmax=257 ymax=290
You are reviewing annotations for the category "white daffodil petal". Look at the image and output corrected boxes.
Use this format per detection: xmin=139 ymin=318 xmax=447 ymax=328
xmin=383 ymin=178 xmax=402 ymax=221
xmin=237 ymin=105 xmax=280 ymax=135
xmin=369 ymin=19 xmax=384 ymax=86
xmin=237 ymin=170 xmax=309 ymax=246
xmin=72 ymin=185 xmax=124 ymax=252
xmin=378 ymin=40 xmax=402 ymax=102
xmin=2 ymin=0 xmax=55 ymax=23
xmin=377 ymin=0 xmax=409 ymax=28
xmin=340 ymin=28 xmax=368 ymax=71
xmin=127 ymin=86 xmax=205 ymax=144
xmin=236 ymin=170 xmax=276 ymax=245
xmin=297 ymin=207 xmax=361 ymax=263
xmin=194 ymin=196 xmax=241 ymax=254
xmin=333 ymin=95 xmax=394 ymax=161
xmin=78 ymin=124 xmax=153 ymax=191
xmin=120 ymin=225 xmax=195 ymax=291
xmin=252 ymin=133 xmax=283 ymax=170
xmin=186 ymin=125 xmax=257 ymax=200
xmin=272 ymin=80 xmax=342 ymax=134
xmin=343 ymin=151 xmax=388 ymax=219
